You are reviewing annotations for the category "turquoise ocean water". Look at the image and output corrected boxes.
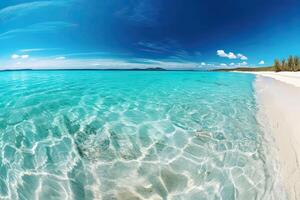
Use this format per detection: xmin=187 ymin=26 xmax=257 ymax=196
xmin=0 ymin=71 xmax=276 ymax=199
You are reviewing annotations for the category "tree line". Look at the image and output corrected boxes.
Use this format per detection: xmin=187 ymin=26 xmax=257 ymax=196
xmin=274 ymin=56 xmax=300 ymax=72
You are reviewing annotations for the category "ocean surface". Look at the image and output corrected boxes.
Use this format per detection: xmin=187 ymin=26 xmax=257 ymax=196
xmin=0 ymin=71 xmax=276 ymax=200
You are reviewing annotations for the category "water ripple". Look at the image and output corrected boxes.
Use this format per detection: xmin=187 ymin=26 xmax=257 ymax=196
xmin=0 ymin=71 xmax=278 ymax=200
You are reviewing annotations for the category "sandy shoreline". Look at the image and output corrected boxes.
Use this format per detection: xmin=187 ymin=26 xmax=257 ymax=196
xmin=239 ymin=71 xmax=300 ymax=87
xmin=247 ymin=72 xmax=300 ymax=200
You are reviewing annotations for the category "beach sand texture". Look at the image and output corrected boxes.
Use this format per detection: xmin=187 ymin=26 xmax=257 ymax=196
xmin=254 ymin=72 xmax=300 ymax=200
xmin=251 ymin=72 xmax=300 ymax=87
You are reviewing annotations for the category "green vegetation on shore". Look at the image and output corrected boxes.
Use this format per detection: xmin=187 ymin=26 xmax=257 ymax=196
xmin=214 ymin=55 xmax=300 ymax=72
xmin=274 ymin=56 xmax=300 ymax=72
xmin=214 ymin=66 xmax=274 ymax=72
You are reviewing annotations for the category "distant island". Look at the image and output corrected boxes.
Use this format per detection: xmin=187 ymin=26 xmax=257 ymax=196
xmin=215 ymin=55 xmax=300 ymax=72
xmin=0 ymin=67 xmax=167 ymax=72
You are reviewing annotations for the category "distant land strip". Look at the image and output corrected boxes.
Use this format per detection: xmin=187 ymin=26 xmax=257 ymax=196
xmin=213 ymin=66 xmax=274 ymax=72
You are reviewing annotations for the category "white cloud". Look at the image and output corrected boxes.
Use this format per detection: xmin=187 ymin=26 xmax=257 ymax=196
xmin=19 ymin=48 xmax=46 ymax=52
xmin=217 ymin=50 xmax=228 ymax=57
xmin=220 ymin=63 xmax=227 ymax=66
xmin=259 ymin=60 xmax=265 ymax=65
xmin=227 ymin=52 xmax=237 ymax=59
xmin=55 ymin=56 xmax=66 ymax=60
xmin=55 ymin=51 xmax=111 ymax=58
xmin=217 ymin=50 xmax=236 ymax=59
xmin=0 ymin=21 xmax=77 ymax=40
xmin=217 ymin=50 xmax=248 ymax=60
xmin=138 ymin=41 xmax=171 ymax=53
xmin=91 ymin=63 xmax=101 ymax=66
xmin=1 ymin=57 xmax=205 ymax=71
xmin=241 ymin=56 xmax=248 ymax=60
xmin=201 ymin=62 xmax=206 ymax=66
xmin=240 ymin=61 xmax=247 ymax=65
xmin=229 ymin=62 xmax=235 ymax=66
xmin=0 ymin=1 xmax=71 ymax=21
xmin=21 ymin=55 xmax=29 ymax=59
xmin=11 ymin=54 xmax=29 ymax=59
xmin=11 ymin=54 xmax=19 ymax=59
xmin=237 ymin=53 xmax=248 ymax=60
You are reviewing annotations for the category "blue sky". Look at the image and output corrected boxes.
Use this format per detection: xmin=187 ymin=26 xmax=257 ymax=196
xmin=1 ymin=0 xmax=300 ymax=70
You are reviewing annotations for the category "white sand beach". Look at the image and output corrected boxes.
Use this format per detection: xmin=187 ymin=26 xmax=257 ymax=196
xmin=249 ymin=71 xmax=300 ymax=87
xmin=249 ymin=72 xmax=300 ymax=200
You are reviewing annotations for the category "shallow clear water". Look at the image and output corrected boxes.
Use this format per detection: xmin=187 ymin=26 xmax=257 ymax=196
xmin=0 ymin=71 xmax=274 ymax=200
